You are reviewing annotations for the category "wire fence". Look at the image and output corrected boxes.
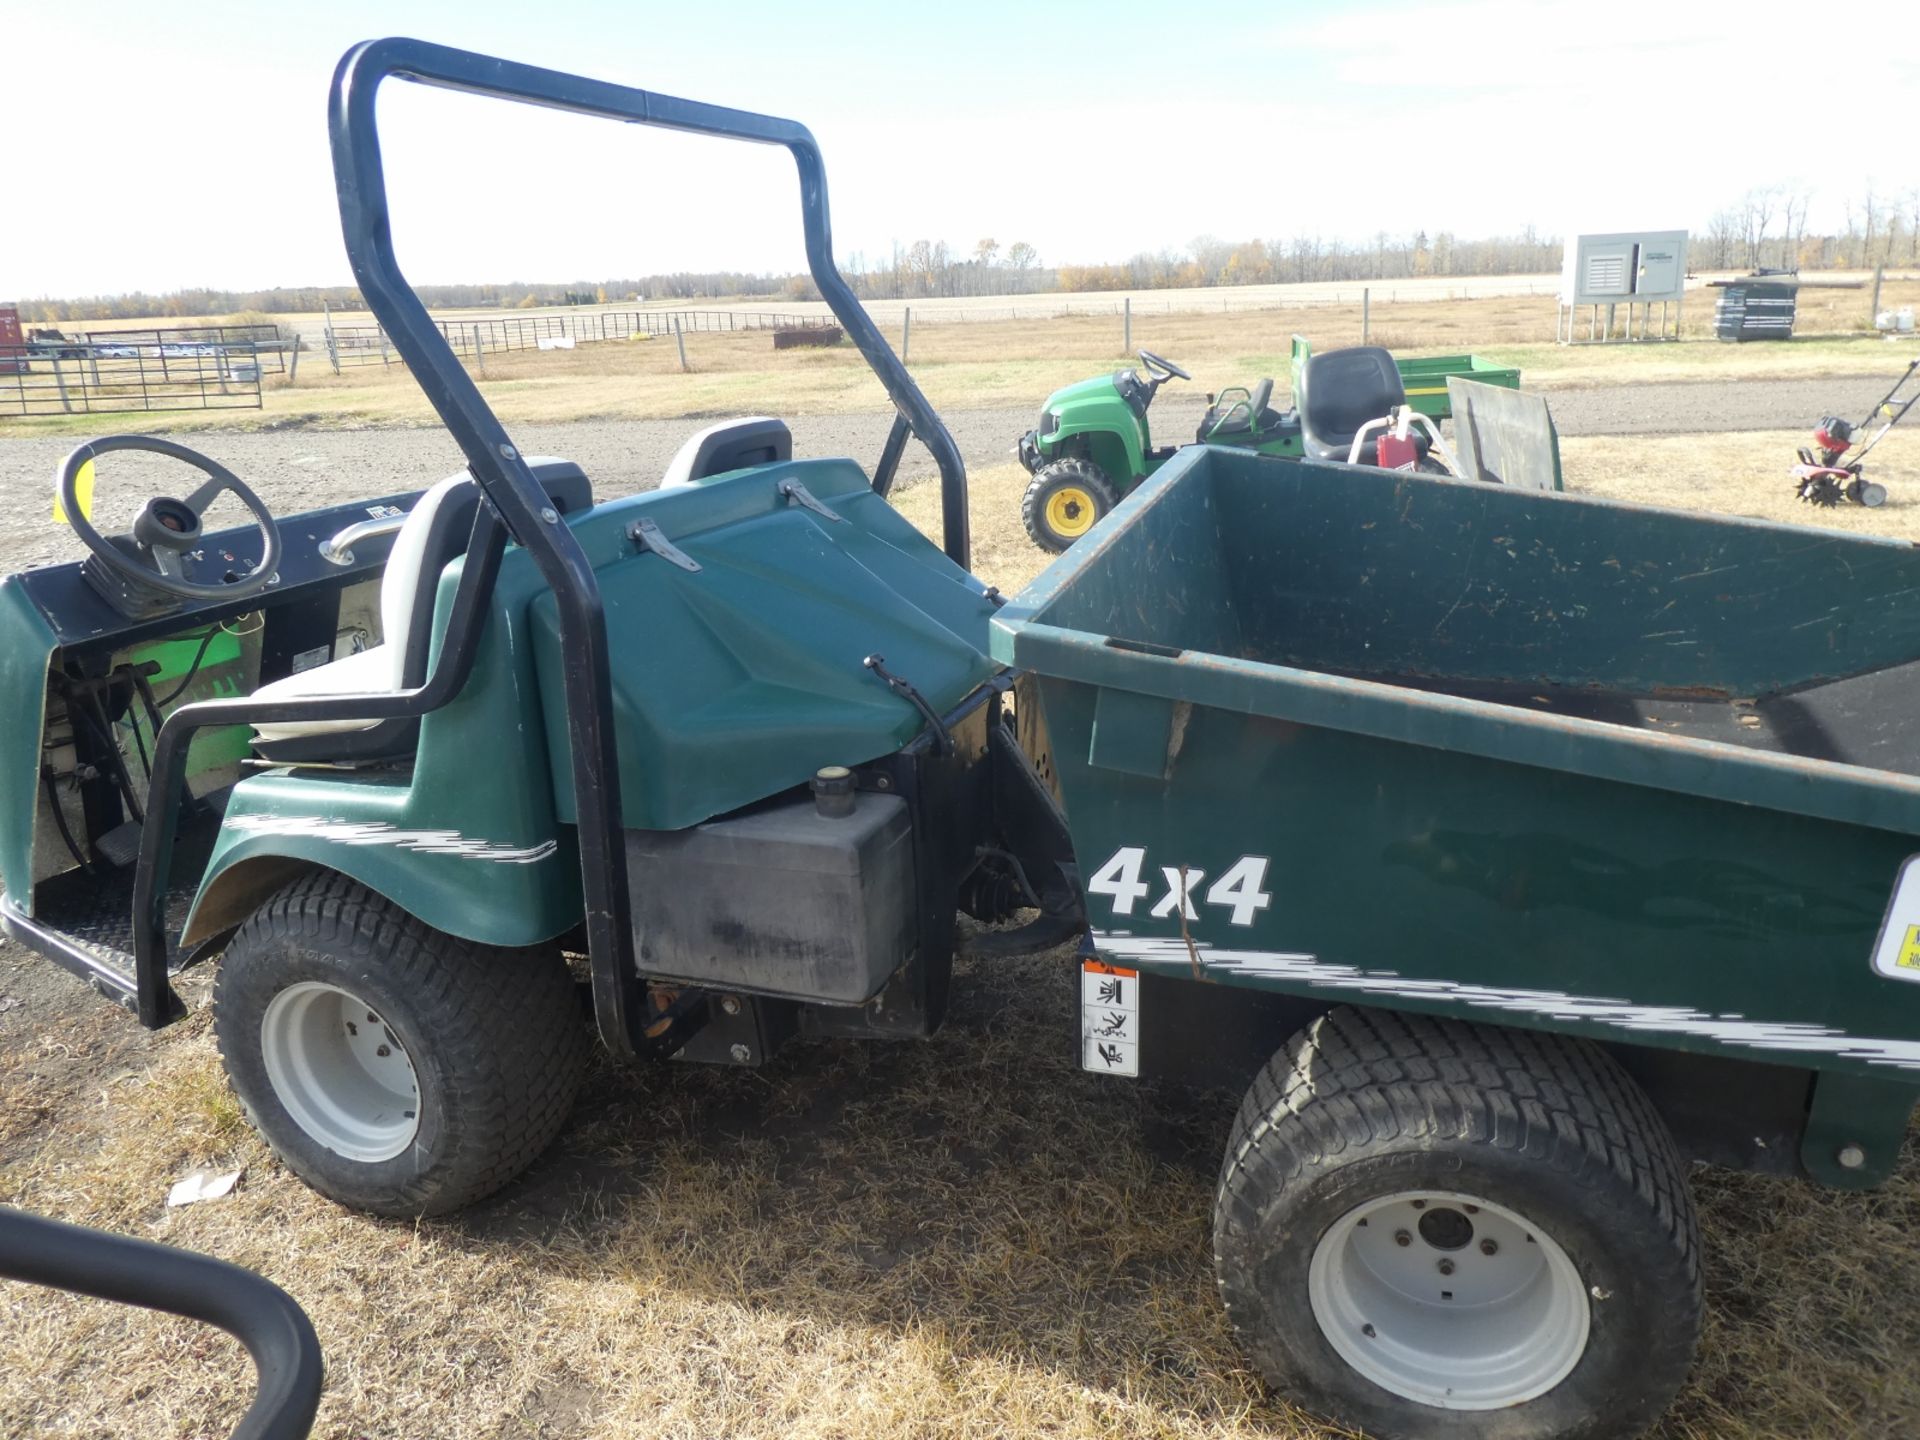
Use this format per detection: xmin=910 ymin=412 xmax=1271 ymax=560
xmin=321 ymin=308 xmax=837 ymax=369
xmin=0 ymin=342 xmax=266 ymax=416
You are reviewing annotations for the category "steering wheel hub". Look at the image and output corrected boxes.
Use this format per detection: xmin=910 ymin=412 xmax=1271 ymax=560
xmin=133 ymin=496 xmax=205 ymax=552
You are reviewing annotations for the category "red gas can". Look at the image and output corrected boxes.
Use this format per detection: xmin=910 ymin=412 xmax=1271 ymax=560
xmin=1376 ymin=431 xmax=1419 ymax=470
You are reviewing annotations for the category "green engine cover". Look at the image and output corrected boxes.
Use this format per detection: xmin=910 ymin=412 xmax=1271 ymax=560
xmin=527 ymin=458 xmax=999 ymax=831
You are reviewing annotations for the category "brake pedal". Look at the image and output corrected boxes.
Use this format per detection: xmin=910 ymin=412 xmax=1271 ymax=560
xmin=94 ymin=820 xmax=143 ymax=870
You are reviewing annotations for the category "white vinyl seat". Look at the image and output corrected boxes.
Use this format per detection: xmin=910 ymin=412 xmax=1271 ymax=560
xmin=250 ymin=472 xmax=468 ymax=742
xmin=250 ymin=645 xmax=401 ymax=740
xmin=249 ymin=459 xmax=593 ymax=754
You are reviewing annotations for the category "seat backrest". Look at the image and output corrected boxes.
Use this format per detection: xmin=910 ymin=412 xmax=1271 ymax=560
xmin=660 ymin=417 xmax=793 ymax=488
xmin=1298 ymin=347 xmax=1407 ymax=447
xmin=380 ymin=459 xmax=593 ymax=690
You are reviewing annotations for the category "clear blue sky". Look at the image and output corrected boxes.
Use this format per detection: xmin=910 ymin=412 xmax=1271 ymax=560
xmin=7 ymin=0 xmax=1911 ymax=297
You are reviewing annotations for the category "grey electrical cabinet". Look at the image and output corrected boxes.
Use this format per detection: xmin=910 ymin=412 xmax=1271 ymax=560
xmin=1558 ymin=230 xmax=1689 ymax=342
xmin=1562 ymin=231 xmax=1689 ymax=305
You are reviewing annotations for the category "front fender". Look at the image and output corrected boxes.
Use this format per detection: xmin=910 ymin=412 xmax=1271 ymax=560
xmin=1049 ymin=411 xmax=1148 ymax=493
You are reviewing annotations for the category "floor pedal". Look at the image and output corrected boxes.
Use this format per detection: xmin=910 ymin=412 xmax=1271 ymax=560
xmin=94 ymin=820 xmax=143 ymax=870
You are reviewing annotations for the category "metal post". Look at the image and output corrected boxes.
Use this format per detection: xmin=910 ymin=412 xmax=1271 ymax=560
xmin=51 ymin=355 xmax=72 ymax=414
xmin=673 ymin=314 xmax=688 ymax=371
xmin=1872 ymin=264 xmax=1885 ymax=330
xmin=1123 ymin=295 xmax=1131 ymax=354
xmin=324 ymin=303 xmax=340 ymax=375
xmin=287 ymin=334 xmax=302 ymax=384
xmin=378 ymin=329 xmax=391 ymax=367
xmin=1362 ymin=288 xmax=1370 ymax=345
xmin=472 ymin=325 xmax=485 ymax=376
xmin=902 ymin=306 xmax=911 ymax=364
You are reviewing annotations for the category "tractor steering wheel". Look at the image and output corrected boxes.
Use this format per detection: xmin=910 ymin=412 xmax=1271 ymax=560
xmin=1137 ymin=350 xmax=1191 ymax=384
xmin=58 ymin=436 xmax=282 ymax=601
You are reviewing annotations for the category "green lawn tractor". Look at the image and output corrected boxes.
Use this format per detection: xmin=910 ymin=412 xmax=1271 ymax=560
xmin=12 ymin=38 xmax=1920 ymax=1440
xmin=1016 ymin=336 xmax=1520 ymax=550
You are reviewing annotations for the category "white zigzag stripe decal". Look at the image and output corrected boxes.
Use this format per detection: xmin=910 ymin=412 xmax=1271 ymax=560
xmin=1094 ymin=932 xmax=1920 ymax=1071
xmin=224 ymin=814 xmax=558 ymax=865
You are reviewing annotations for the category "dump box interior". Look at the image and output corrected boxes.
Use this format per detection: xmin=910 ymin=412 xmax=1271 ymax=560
xmin=997 ymin=447 xmax=1920 ymax=821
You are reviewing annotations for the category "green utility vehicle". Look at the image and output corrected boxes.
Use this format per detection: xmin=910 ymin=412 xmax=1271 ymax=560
xmin=1016 ymin=335 xmax=1520 ymax=550
xmin=8 ymin=38 xmax=1920 ymax=1440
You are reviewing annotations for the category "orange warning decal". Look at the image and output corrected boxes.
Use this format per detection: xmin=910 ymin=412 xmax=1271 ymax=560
xmin=1082 ymin=959 xmax=1138 ymax=978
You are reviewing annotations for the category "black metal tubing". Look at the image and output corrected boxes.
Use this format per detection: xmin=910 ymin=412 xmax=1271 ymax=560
xmin=871 ymin=412 xmax=913 ymax=499
xmin=0 ymin=1206 xmax=324 ymax=1440
xmin=126 ymin=509 xmax=507 ymax=1027
xmin=330 ymin=38 xmax=968 ymax=564
xmin=323 ymin=37 xmax=969 ymax=1059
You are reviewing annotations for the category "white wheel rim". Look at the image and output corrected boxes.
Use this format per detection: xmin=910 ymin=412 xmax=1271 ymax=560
xmin=1307 ymin=1189 xmax=1590 ymax=1410
xmin=260 ymin=982 xmax=421 ymax=1162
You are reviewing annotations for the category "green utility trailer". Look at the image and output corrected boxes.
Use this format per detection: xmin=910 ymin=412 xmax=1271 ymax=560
xmin=1289 ymin=333 xmax=1522 ymax=422
xmin=997 ymin=444 xmax=1920 ymax=1436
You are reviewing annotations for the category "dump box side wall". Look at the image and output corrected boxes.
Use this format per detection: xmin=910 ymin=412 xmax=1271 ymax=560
xmin=1124 ymin=449 xmax=1920 ymax=699
xmin=994 ymin=448 xmax=1920 ymax=1139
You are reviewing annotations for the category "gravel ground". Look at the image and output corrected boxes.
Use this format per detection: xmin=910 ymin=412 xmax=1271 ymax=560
xmin=0 ymin=374 xmax=1895 ymax=573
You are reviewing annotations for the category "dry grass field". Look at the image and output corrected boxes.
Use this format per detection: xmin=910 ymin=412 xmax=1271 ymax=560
xmin=9 ymin=278 xmax=1916 ymax=441
xmin=5 ymin=429 xmax=1920 ymax=1439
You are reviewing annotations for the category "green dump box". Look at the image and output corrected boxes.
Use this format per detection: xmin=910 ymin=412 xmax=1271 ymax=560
xmin=992 ymin=446 xmax=1920 ymax=1188
xmin=1292 ymin=334 xmax=1521 ymax=420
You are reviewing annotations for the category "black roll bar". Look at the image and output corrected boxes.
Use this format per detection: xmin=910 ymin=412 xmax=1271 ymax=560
xmin=130 ymin=40 xmax=969 ymax=1056
xmin=0 ymin=1207 xmax=324 ymax=1440
xmin=329 ymin=37 xmax=969 ymax=563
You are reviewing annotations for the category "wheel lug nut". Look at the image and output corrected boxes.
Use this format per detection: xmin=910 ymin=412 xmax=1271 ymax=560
xmin=1411 ymin=1200 xmax=1426 ymax=1209
xmin=1437 ymin=1258 xmax=1455 ymax=1276
xmin=1480 ymin=1238 xmax=1499 ymax=1256
xmin=1394 ymin=1230 xmax=1412 ymax=1247
xmin=376 ymin=1044 xmax=391 ymax=1057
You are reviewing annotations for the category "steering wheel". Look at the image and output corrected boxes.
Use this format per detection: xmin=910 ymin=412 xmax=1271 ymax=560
xmin=58 ymin=435 xmax=281 ymax=600
xmin=1137 ymin=350 xmax=1191 ymax=384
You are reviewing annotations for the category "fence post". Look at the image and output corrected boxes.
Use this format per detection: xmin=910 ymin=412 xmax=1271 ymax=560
xmin=1124 ymin=296 xmax=1131 ymax=354
xmin=287 ymin=334 xmax=302 ymax=384
xmin=472 ymin=325 xmax=486 ymax=376
xmin=323 ymin=303 xmax=340 ymax=375
xmin=674 ymin=314 xmax=688 ymax=372
xmin=1362 ymin=288 xmax=1370 ymax=345
xmin=1871 ymin=264 xmax=1885 ymax=329
xmin=51 ymin=355 xmax=72 ymax=414
xmin=902 ymin=306 xmax=912 ymax=364
xmin=378 ymin=328 xmax=391 ymax=367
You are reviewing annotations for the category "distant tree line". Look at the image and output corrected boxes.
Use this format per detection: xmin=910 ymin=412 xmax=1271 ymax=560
xmin=1699 ymin=186 xmax=1920 ymax=272
xmin=17 ymin=199 xmax=1914 ymax=323
xmin=1053 ymin=229 xmax=1562 ymax=292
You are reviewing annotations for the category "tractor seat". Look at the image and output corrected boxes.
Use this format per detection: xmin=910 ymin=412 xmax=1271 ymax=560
xmin=1198 ymin=378 xmax=1287 ymax=442
xmin=1297 ymin=346 xmax=1428 ymax=466
xmin=248 ymin=459 xmax=592 ymax=765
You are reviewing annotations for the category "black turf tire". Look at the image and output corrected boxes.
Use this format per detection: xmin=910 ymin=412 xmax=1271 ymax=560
xmin=214 ymin=871 xmax=588 ymax=1218
xmin=1021 ymin=458 xmax=1119 ymax=553
xmin=1214 ymin=1007 xmax=1701 ymax=1440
